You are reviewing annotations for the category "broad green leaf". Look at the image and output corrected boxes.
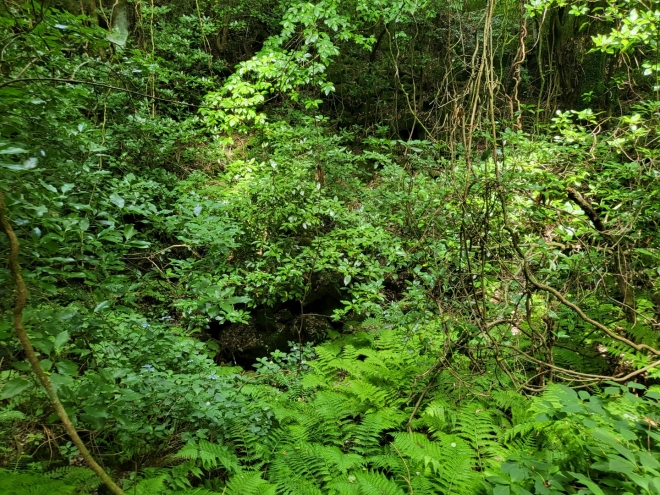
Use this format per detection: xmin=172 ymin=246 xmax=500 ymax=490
xmin=509 ymin=467 xmax=528 ymax=483
xmin=1 ymin=158 xmax=38 ymax=170
xmin=607 ymin=456 xmax=636 ymax=474
xmin=39 ymin=180 xmax=58 ymax=193
xmin=593 ymin=428 xmax=620 ymax=447
xmin=640 ymin=452 xmax=660 ymax=470
xmin=493 ymin=485 xmax=510 ymax=495
xmin=649 ymin=477 xmax=660 ymax=494
xmin=49 ymin=373 xmax=74 ymax=388
xmin=570 ymin=472 xmax=604 ymax=495
xmin=21 ymin=156 xmax=39 ymax=170
xmin=0 ymin=146 xmax=28 ymax=154
xmin=609 ymin=442 xmax=637 ymax=464
xmin=625 ymin=392 xmax=644 ymax=403
xmin=12 ymin=361 xmax=31 ymax=371
xmin=129 ymin=240 xmax=151 ymax=248
xmin=0 ymin=377 xmax=31 ymax=399
xmin=53 ymin=330 xmax=70 ymax=351
xmin=81 ymin=405 xmax=109 ymax=429
xmin=33 ymin=338 xmax=54 ymax=355
xmin=109 ymin=193 xmax=125 ymax=208
xmin=628 ymin=471 xmax=650 ymax=490
xmin=124 ymin=224 xmax=137 ymax=240
xmin=94 ymin=300 xmax=111 ymax=313
xmin=578 ymin=390 xmax=591 ymax=400
xmin=56 ymin=360 xmax=79 ymax=377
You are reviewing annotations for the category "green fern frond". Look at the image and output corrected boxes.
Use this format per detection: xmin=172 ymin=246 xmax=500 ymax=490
xmin=343 ymin=379 xmax=388 ymax=407
xmin=325 ymin=475 xmax=362 ymax=495
xmin=312 ymin=345 xmax=342 ymax=376
xmin=355 ymin=471 xmax=406 ymax=495
xmin=367 ymin=453 xmax=403 ymax=471
xmin=299 ymin=373 xmax=326 ymax=389
xmin=453 ymin=403 xmax=505 ymax=465
xmin=417 ymin=397 xmax=456 ymax=432
xmin=274 ymin=479 xmax=325 ymax=494
xmin=0 ymin=409 xmax=26 ymax=423
xmin=174 ymin=440 xmax=241 ymax=473
xmin=263 ymin=426 xmax=288 ymax=455
xmin=224 ymin=423 xmax=271 ymax=466
xmin=503 ymin=420 xmax=541 ymax=444
xmin=286 ymin=404 xmax=346 ymax=446
xmin=178 ymin=489 xmax=225 ymax=495
xmin=624 ymin=322 xmax=660 ymax=348
xmin=45 ymin=466 xmax=101 ymax=492
xmin=390 ymin=432 xmax=456 ymax=475
xmin=266 ymin=442 xmax=366 ymax=493
xmin=268 ymin=452 xmax=330 ymax=492
xmin=223 ymin=471 xmax=276 ymax=495
xmin=133 ymin=475 xmax=168 ymax=495
xmin=552 ymin=347 xmax=608 ymax=375
xmin=490 ymin=389 xmax=528 ymax=412
xmin=361 ymin=317 xmax=383 ymax=333
xmin=389 ymin=431 xmax=482 ymax=494
xmin=315 ymin=444 xmax=365 ymax=473
xmin=0 ymin=469 xmax=82 ymax=495
xmin=314 ymin=390 xmax=363 ymax=420
xmin=340 ymin=344 xmax=363 ymax=363
xmin=606 ymin=341 xmax=652 ymax=370
xmin=352 ymin=409 xmax=405 ymax=455
xmin=507 ymin=428 xmax=539 ymax=454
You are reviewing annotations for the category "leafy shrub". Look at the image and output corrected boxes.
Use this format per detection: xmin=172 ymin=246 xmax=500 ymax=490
xmin=488 ymin=383 xmax=660 ymax=494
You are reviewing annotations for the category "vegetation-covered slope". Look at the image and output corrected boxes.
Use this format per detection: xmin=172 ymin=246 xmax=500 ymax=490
xmin=1 ymin=0 xmax=660 ymax=493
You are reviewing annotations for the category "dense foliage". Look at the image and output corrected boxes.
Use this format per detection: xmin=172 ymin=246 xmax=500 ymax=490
xmin=2 ymin=0 xmax=660 ymax=493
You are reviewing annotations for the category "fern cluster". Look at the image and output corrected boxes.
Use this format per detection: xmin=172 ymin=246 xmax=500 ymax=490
xmin=149 ymin=325 xmax=516 ymax=494
xmin=0 ymin=467 xmax=99 ymax=495
xmin=8 ymin=320 xmax=659 ymax=495
xmin=490 ymin=383 xmax=660 ymax=493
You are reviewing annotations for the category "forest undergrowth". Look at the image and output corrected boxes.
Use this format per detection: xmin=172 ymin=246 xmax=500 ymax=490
xmin=2 ymin=0 xmax=660 ymax=494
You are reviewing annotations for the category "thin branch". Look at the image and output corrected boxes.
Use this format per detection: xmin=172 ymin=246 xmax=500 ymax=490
xmin=508 ymin=345 xmax=660 ymax=384
xmin=566 ymin=186 xmax=636 ymax=322
xmin=566 ymin=187 xmax=607 ymax=234
xmin=0 ymin=192 xmax=125 ymax=495
xmin=391 ymin=443 xmax=414 ymax=495
xmin=122 ymin=244 xmax=198 ymax=259
xmin=505 ymin=226 xmax=660 ymax=357
xmin=0 ymin=77 xmax=196 ymax=106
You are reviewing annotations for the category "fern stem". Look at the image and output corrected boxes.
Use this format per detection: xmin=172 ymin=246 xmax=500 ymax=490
xmin=391 ymin=443 xmax=414 ymax=494
xmin=0 ymin=192 xmax=125 ymax=495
